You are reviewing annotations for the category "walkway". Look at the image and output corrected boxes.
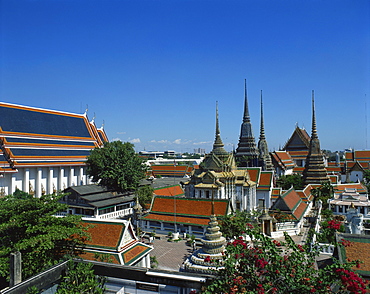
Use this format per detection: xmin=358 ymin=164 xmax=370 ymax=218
xmin=149 ymin=235 xmax=194 ymax=271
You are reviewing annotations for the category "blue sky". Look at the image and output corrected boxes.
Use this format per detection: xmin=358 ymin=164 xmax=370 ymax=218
xmin=1 ymin=0 xmax=369 ymax=153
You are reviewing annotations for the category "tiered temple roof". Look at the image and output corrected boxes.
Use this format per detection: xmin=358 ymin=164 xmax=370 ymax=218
xmin=79 ymin=218 xmax=152 ymax=265
xmin=142 ymin=196 xmax=231 ymax=227
xmin=0 ymin=102 xmax=107 ymax=168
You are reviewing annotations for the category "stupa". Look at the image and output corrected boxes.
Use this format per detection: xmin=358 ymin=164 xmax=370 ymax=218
xmin=184 ymin=197 xmax=226 ymax=274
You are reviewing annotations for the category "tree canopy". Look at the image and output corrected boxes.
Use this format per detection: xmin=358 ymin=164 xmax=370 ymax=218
xmin=0 ymin=193 xmax=88 ymax=284
xmin=86 ymin=141 xmax=147 ymax=192
xmin=276 ymin=174 xmax=304 ymax=190
xmin=311 ymin=181 xmax=336 ymax=209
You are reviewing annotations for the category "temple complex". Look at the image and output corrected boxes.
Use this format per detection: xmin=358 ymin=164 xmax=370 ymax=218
xmin=185 ymin=103 xmax=257 ymax=212
xmin=235 ymin=80 xmax=259 ymax=167
xmin=302 ymin=91 xmax=329 ymax=185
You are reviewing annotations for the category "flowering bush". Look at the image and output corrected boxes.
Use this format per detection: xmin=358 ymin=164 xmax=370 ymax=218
xmin=200 ymin=229 xmax=368 ymax=294
xmin=318 ymin=219 xmax=345 ymax=244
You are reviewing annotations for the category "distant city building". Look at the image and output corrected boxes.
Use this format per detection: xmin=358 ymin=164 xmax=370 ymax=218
xmin=194 ymin=148 xmax=206 ymax=155
xmin=140 ymin=150 xmax=175 ymax=158
xmin=0 ymin=102 xmax=107 ymax=197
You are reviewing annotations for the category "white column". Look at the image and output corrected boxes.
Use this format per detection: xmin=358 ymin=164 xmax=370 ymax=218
xmin=10 ymin=174 xmax=16 ymax=195
xmin=36 ymin=168 xmax=42 ymax=198
xmin=48 ymin=168 xmax=53 ymax=194
xmin=79 ymin=166 xmax=84 ymax=185
xmin=69 ymin=167 xmax=74 ymax=187
xmin=146 ymin=254 xmax=150 ymax=268
xmin=23 ymin=169 xmax=29 ymax=193
xmin=59 ymin=167 xmax=64 ymax=191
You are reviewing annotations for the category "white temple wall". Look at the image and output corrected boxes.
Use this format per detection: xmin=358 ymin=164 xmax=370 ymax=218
xmin=349 ymin=171 xmax=363 ymax=183
xmin=0 ymin=165 xmax=88 ymax=197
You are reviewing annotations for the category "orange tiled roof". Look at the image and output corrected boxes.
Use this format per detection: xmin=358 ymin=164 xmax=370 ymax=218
xmin=272 ymin=151 xmax=295 ymax=169
xmin=288 ymin=150 xmax=309 ymax=159
xmin=154 ymin=185 xmax=184 ymax=196
xmin=326 ymin=166 xmax=342 ymax=172
xmin=333 ymin=183 xmax=368 ymax=194
xmin=82 ymin=220 xmax=124 ymax=250
xmin=80 ymin=250 xmax=121 ymax=264
xmin=150 ymin=196 xmax=229 ymax=217
xmin=150 ymin=165 xmax=194 ymax=177
xmin=246 ymin=167 xmax=261 ymax=183
xmin=123 ymin=244 xmax=151 ymax=264
xmin=354 ymin=150 xmax=370 ymax=161
xmin=345 ymin=152 xmax=354 ymax=161
xmin=338 ymin=234 xmax=370 ymax=277
xmin=293 ymin=167 xmax=304 ymax=174
xmin=257 ymin=171 xmax=273 ymax=191
xmin=282 ymin=189 xmax=302 ymax=211
xmin=272 ymin=188 xmax=308 ymax=221
xmin=271 ymin=188 xmax=282 ymax=199
xmin=142 ymin=213 xmax=210 ymax=226
xmin=293 ymin=201 xmax=308 ymax=220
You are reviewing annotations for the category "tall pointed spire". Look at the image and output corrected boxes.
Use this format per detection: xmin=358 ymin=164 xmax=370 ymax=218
xmin=257 ymin=90 xmax=273 ymax=171
xmin=311 ymin=90 xmax=318 ymax=139
xmin=235 ymin=79 xmax=259 ymax=167
xmin=212 ymin=101 xmax=227 ymax=156
xmin=243 ymin=79 xmax=251 ymax=123
xmin=302 ymin=90 xmax=329 ymax=185
xmin=259 ymin=90 xmax=266 ymax=140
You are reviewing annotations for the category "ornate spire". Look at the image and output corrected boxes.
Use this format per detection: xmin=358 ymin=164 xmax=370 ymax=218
xmin=302 ymin=90 xmax=329 ymax=185
xmin=257 ymin=90 xmax=273 ymax=171
xmin=259 ymin=90 xmax=266 ymax=140
xmin=212 ymin=102 xmax=228 ymax=157
xmin=235 ymin=79 xmax=259 ymax=167
xmin=311 ymin=90 xmax=318 ymax=139
xmin=243 ymin=79 xmax=251 ymax=123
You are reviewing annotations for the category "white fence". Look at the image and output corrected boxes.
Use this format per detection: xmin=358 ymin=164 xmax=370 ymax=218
xmin=97 ymin=208 xmax=133 ymax=219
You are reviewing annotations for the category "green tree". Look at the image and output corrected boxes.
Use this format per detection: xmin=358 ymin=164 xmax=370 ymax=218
xmin=312 ymin=181 xmax=335 ymax=209
xmin=136 ymin=185 xmax=154 ymax=208
xmin=363 ymin=170 xmax=370 ymax=194
xmin=276 ymin=174 xmax=304 ymax=190
xmin=219 ymin=211 xmax=256 ymax=240
xmin=201 ymin=229 xmax=368 ymax=294
xmin=56 ymin=260 xmax=106 ymax=294
xmin=86 ymin=141 xmax=147 ymax=192
xmin=0 ymin=193 xmax=88 ymax=283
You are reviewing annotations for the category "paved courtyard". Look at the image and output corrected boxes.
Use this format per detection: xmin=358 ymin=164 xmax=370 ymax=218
xmin=149 ymin=235 xmax=194 ymax=271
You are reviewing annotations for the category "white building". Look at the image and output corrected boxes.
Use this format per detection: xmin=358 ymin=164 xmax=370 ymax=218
xmin=0 ymin=102 xmax=107 ymax=197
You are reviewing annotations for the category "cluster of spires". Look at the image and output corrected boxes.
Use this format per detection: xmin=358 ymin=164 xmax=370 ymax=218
xmin=209 ymin=80 xmax=328 ymax=182
xmin=234 ymin=79 xmax=273 ymax=170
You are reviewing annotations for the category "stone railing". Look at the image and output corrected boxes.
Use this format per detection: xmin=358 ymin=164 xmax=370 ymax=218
xmin=97 ymin=208 xmax=133 ymax=219
xmin=316 ymin=243 xmax=335 ymax=255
